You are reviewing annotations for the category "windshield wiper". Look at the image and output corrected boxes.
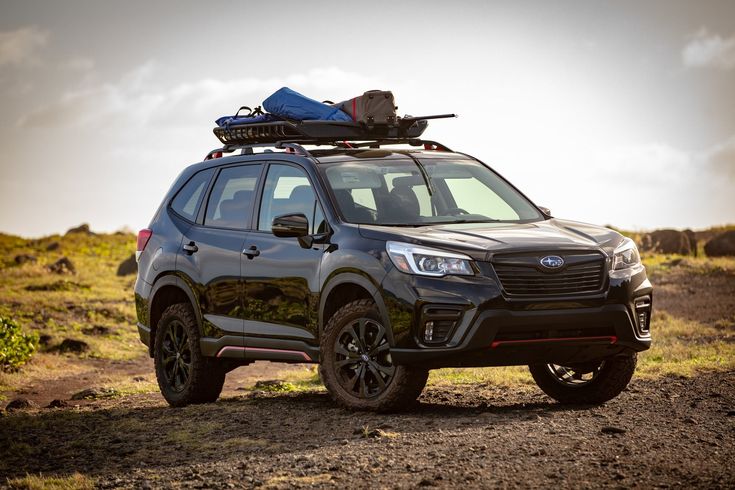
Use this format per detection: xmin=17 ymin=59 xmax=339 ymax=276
xmin=435 ymin=218 xmax=502 ymax=224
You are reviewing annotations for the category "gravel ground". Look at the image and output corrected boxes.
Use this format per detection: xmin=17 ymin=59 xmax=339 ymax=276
xmin=1 ymin=370 xmax=733 ymax=489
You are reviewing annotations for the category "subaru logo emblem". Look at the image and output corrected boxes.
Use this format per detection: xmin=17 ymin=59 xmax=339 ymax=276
xmin=540 ymin=255 xmax=564 ymax=269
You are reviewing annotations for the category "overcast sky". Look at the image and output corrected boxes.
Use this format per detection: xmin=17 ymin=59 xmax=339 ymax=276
xmin=1 ymin=0 xmax=734 ymax=237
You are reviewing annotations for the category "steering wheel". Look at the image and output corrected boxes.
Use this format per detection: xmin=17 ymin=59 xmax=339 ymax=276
xmin=446 ymin=207 xmax=470 ymax=216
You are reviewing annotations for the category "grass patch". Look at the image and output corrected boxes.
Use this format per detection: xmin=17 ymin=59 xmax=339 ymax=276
xmin=430 ymin=366 xmax=533 ymax=387
xmin=246 ymin=366 xmax=325 ymax=392
xmin=265 ymin=473 xmax=333 ymax=488
xmin=642 ymin=253 xmax=735 ymax=276
xmin=637 ymin=311 xmax=735 ymax=377
xmin=6 ymin=473 xmax=94 ymax=490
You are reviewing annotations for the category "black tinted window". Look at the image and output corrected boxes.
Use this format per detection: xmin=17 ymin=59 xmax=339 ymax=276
xmin=170 ymin=169 xmax=214 ymax=221
xmin=204 ymin=165 xmax=262 ymax=229
xmin=258 ymin=164 xmax=317 ymax=232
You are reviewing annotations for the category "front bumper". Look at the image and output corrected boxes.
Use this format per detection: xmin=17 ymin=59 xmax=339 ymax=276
xmin=391 ymin=303 xmax=651 ymax=368
xmin=382 ymin=264 xmax=653 ymax=368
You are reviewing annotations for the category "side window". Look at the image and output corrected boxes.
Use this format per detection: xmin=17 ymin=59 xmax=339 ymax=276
xmin=204 ymin=164 xmax=262 ymax=229
xmin=170 ymin=168 xmax=214 ymax=221
xmin=258 ymin=164 xmax=317 ymax=232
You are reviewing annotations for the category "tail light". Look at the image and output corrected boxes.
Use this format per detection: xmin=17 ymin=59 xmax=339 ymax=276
xmin=136 ymin=228 xmax=153 ymax=262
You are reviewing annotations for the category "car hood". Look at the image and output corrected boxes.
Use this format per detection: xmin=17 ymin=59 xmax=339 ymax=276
xmin=358 ymin=218 xmax=624 ymax=260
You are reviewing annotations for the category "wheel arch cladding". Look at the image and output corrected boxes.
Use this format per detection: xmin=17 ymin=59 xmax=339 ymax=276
xmin=149 ymin=279 xmax=198 ymax=357
xmin=319 ymin=273 xmax=393 ymax=344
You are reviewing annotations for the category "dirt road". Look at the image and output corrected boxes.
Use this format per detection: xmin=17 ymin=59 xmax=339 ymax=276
xmin=1 ymin=370 xmax=733 ymax=488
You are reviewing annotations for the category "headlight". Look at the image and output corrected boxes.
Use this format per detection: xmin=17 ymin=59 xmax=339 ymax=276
xmin=386 ymin=241 xmax=474 ymax=277
xmin=610 ymin=238 xmax=643 ymax=277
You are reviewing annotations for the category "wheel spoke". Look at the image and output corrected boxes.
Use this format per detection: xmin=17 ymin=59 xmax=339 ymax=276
xmin=336 ymin=358 xmax=360 ymax=369
xmin=176 ymin=325 xmax=187 ymax=350
xmin=373 ymin=362 xmax=395 ymax=377
xmin=349 ymin=365 xmax=363 ymax=393
xmin=351 ymin=321 xmax=367 ymax=352
xmin=369 ymin=323 xmax=386 ymax=351
xmin=358 ymin=364 xmax=368 ymax=397
xmin=162 ymin=341 xmax=176 ymax=356
xmin=180 ymin=361 xmax=190 ymax=379
xmin=367 ymin=363 xmax=387 ymax=390
xmin=369 ymin=342 xmax=390 ymax=356
xmin=335 ymin=344 xmax=356 ymax=358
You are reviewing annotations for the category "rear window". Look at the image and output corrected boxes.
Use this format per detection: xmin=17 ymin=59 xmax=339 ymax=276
xmin=170 ymin=168 xmax=214 ymax=221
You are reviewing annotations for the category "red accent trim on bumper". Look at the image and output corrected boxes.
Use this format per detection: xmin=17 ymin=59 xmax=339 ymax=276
xmin=490 ymin=335 xmax=618 ymax=349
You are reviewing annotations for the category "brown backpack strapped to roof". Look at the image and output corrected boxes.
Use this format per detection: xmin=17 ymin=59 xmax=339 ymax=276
xmin=333 ymin=90 xmax=397 ymax=127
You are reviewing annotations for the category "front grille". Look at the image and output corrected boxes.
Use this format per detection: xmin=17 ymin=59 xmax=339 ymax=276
xmin=492 ymin=252 xmax=606 ymax=296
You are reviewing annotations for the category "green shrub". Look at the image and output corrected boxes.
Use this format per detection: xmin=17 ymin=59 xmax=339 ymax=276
xmin=0 ymin=316 xmax=38 ymax=372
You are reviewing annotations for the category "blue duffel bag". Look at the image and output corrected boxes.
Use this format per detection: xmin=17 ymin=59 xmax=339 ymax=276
xmin=263 ymin=87 xmax=352 ymax=122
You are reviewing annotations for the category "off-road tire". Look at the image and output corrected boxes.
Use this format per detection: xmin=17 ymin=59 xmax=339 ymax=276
xmin=154 ymin=302 xmax=225 ymax=407
xmin=529 ymin=353 xmax=637 ymax=404
xmin=320 ymin=299 xmax=428 ymax=412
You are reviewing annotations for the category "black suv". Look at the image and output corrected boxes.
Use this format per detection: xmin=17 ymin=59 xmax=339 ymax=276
xmin=135 ymin=127 xmax=652 ymax=411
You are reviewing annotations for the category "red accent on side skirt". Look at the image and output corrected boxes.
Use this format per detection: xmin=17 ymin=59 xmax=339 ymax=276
xmin=490 ymin=335 xmax=618 ymax=349
xmin=216 ymin=346 xmax=312 ymax=361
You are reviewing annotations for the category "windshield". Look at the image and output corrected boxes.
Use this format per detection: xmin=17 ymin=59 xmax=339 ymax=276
xmin=321 ymin=157 xmax=543 ymax=225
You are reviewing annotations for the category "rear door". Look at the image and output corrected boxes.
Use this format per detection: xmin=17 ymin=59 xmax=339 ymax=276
xmin=176 ymin=163 xmax=264 ymax=356
xmin=240 ymin=162 xmax=327 ymax=346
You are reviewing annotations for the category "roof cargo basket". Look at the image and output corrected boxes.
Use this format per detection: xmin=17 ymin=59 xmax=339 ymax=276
xmin=213 ymin=114 xmax=456 ymax=145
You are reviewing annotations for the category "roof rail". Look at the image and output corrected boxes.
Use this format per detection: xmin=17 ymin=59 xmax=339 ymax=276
xmin=212 ymin=114 xmax=457 ymax=146
xmin=204 ymin=142 xmax=312 ymax=161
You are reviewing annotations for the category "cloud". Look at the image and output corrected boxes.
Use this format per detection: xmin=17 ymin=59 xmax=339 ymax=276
xmin=17 ymin=63 xmax=388 ymax=129
xmin=682 ymin=29 xmax=735 ymax=70
xmin=0 ymin=26 xmax=48 ymax=66
xmin=703 ymin=135 xmax=735 ymax=181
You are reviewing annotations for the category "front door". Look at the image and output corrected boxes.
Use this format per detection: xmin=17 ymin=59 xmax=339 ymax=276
xmin=241 ymin=163 xmax=326 ymax=344
xmin=177 ymin=163 xmax=263 ymax=356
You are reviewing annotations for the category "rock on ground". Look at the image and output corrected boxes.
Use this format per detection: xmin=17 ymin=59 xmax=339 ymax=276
xmin=65 ymin=223 xmax=95 ymax=235
xmin=14 ymin=254 xmax=37 ymax=265
xmin=48 ymin=257 xmax=76 ymax=274
xmin=5 ymin=398 xmax=36 ymax=412
xmin=116 ymin=254 xmax=138 ymax=276
xmin=704 ymin=230 xmax=735 ymax=257
xmin=639 ymin=229 xmax=694 ymax=255
xmin=57 ymin=338 xmax=89 ymax=354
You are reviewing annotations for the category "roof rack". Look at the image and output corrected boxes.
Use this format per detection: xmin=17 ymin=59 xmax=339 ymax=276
xmin=203 ymin=138 xmax=453 ymax=161
xmin=212 ymin=114 xmax=457 ymax=146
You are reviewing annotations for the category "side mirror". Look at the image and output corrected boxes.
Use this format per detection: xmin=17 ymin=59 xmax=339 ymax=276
xmin=272 ymin=213 xmax=309 ymax=238
xmin=538 ymin=206 xmax=552 ymax=217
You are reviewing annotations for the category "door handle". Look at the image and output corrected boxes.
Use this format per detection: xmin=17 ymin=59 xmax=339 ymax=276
xmin=242 ymin=245 xmax=260 ymax=259
xmin=182 ymin=241 xmax=198 ymax=254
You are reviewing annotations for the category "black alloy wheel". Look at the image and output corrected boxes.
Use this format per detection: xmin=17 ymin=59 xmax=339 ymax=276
xmin=154 ymin=303 xmax=226 ymax=407
xmin=334 ymin=317 xmax=395 ymax=398
xmin=160 ymin=319 xmax=193 ymax=392
xmin=529 ymin=353 xmax=637 ymax=404
xmin=320 ymin=299 xmax=429 ymax=412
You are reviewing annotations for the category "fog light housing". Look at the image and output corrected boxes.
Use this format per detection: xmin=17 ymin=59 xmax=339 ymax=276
xmin=424 ymin=321 xmax=434 ymax=342
xmin=634 ymin=297 xmax=652 ymax=335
